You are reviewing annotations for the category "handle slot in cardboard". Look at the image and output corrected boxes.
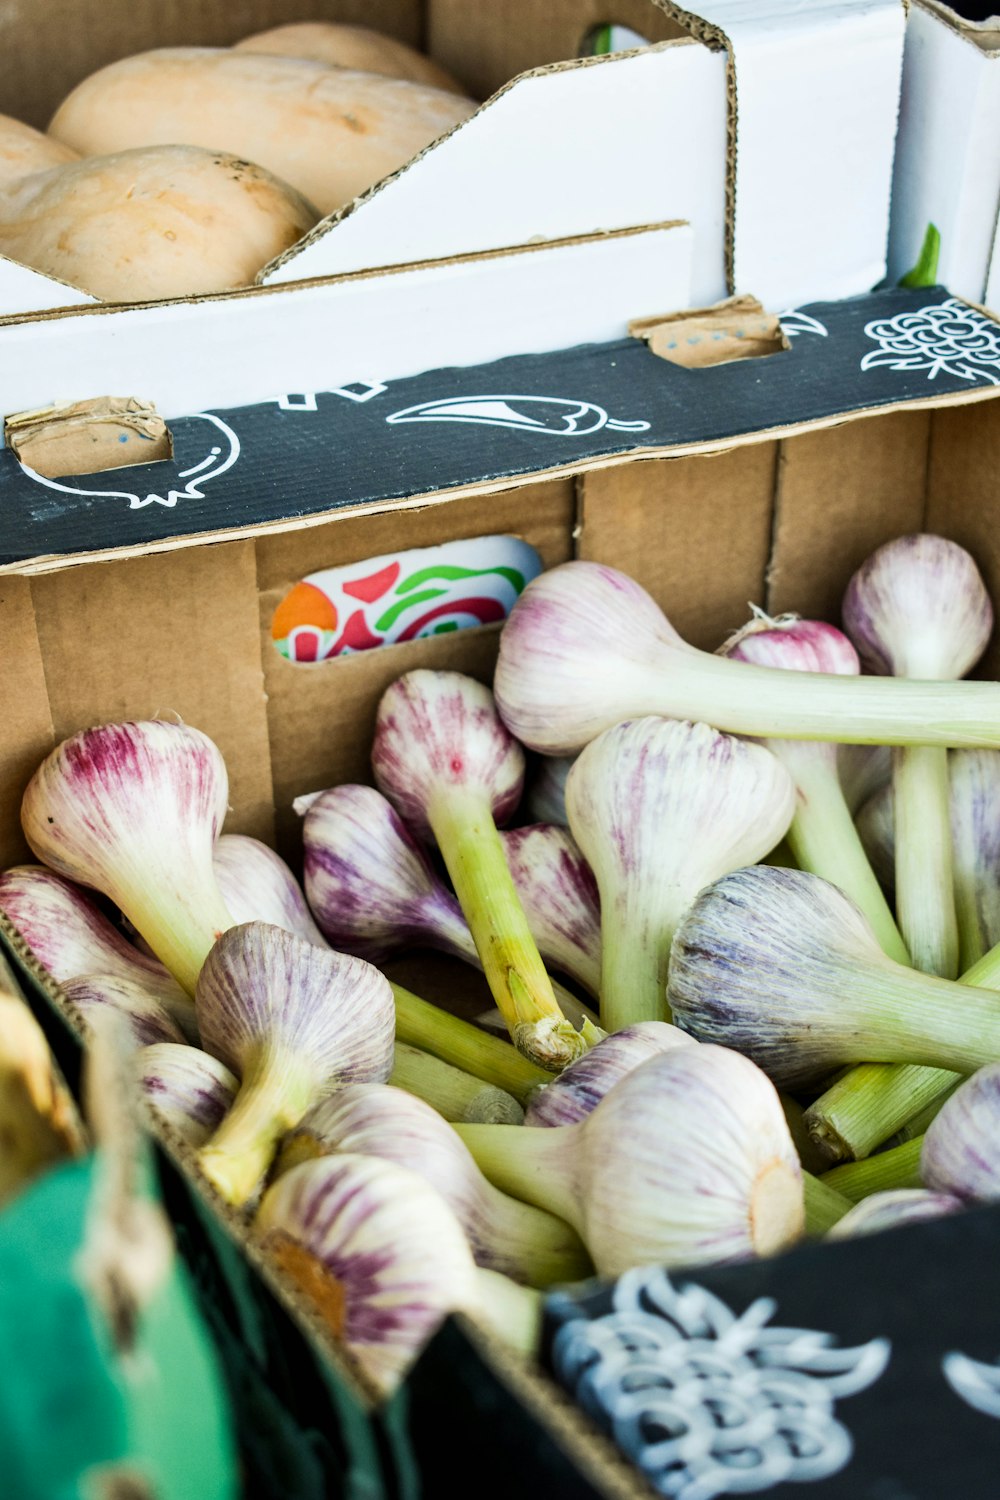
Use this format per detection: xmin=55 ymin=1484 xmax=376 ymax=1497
xmin=630 ymin=294 xmax=789 ymax=368
xmin=5 ymin=397 xmax=172 ymax=479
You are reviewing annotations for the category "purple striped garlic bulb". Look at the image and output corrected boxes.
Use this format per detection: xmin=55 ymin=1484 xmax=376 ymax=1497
xmin=566 ymin=718 xmax=794 ymax=1030
xmin=196 ymin=922 xmax=394 ymax=1205
xmin=372 ymin=671 xmax=592 ymax=1070
xmin=62 ymin=974 xmax=186 ymax=1050
xmin=500 ymin=825 xmax=600 ymax=997
xmin=213 ymin=834 xmax=327 ymax=947
xmin=277 ymin=1084 xmax=590 ymax=1288
xmin=0 ymin=864 xmax=192 ymax=1028
xmin=457 ymin=1043 xmax=804 ymax=1276
xmin=524 ymin=1021 xmax=694 ymax=1127
xmin=301 ymin=784 xmax=474 ymax=964
xmin=922 ymin=1062 xmax=1000 ymax=1203
xmin=21 ymin=721 xmax=234 ymax=995
xmin=139 ymin=1043 xmax=238 ymax=1147
xmin=257 ymin=1154 xmax=541 ymax=1398
xmin=827 ymin=1189 xmax=963 ymax=1239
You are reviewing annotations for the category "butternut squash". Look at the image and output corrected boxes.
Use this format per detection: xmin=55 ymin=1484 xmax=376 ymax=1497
xmin=49 ymin=49 xmax=477 ymax=217
xmin=234 ymin=21 xmax=468 ymax=96
xmin=0 ymin=145 xmax=318 ymax=302
xmin=0 ymin=113 xmax=78 ymax=191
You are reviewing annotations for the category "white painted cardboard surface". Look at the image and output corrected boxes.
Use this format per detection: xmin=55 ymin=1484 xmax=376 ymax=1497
xmin=0 ymin=224 xmax=692 ymax=428
xmin=0 ymin=253 xmax=93 ymax=315
xmin=888 ymin=3 xmax=1000 ymax=302
xmin=986 ymin=230 xmax=1000 ymax=312
xmin=264 ymin=44 xmax=730 ymax=307
xmin=685 ymin=0 xmax=906 ymax=308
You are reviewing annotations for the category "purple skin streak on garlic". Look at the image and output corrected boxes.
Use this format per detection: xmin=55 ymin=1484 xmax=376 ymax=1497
xmin=61 ymin=974 xmax=186 ymax=1049
xmin=301 ymin=785 xmax=474 ymax=963
xmin=500 ymin=825 xmax=601 ymax=995
xmin=922 ymin=1062 xmax=1000 ymax=1202
xmin=213 ymin=833 xmax=328 ymax=947
xmin=724 ymin=616 xmax=861 ymax=678
xmin=139 ymin=1043 xmax=238 ymax=1146
xmin=525 ymin=1021 xmax=694 ymax=1127
xmin=372 ymin=671 xmax=523 ymax=838
xmin=827 ymin=1189 xmax=963 ymax=1239
xmin=0 ymin=865 xmax=186 ymax=1006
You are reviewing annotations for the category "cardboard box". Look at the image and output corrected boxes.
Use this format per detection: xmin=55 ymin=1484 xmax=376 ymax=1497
xmin=0 ymin=0 xmax=906 ymax=321
xmin=4 ymin=283 xmax=1000 ymax=1496
xmin=888 ymin=1 xmax=1000 ymax=304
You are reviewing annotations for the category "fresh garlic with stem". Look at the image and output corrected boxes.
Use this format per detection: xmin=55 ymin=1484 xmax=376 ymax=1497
xmin=214 ymin=833 xmax=327 ymax=946
xmin=139 ymin=1043 xmax=238 ymax=1147
xmin=494 ymin=560 xmax=1000 ymax=755
xmin=802 ymin=1173 xmax=853 ymax=1234
xmin=566 ymin=718 xmax=794 ymax=1029
xmin=391 ymin=983 xmax=551 ymax=1105
xmin=719 ymin=612 xmax=909 ymax=964
xmin=523 ymin=754 xmax=575 ymax=826
xmin=826 ymin=1189 xmax=962 ymax=1239
xmin=196 ymin=922 xmax=394 ymax=1205
xmin=390 ymin=1041 xmax=523 ymax=1124
xmin=61 ymin=974 xmax=186 ymax=1049
xmin=0 ymin=864 xmax=193 ymax=1029
xmin=524 ymin=1021 xmax=693 ymax=1127
xmin=276 ymin=1084 xmax=590 ymax=1287
xmin=922 ymin=1062 xmax=1000 ymax=1203
xmin=843 ymin=535 xmax=992 ymax=978
xmin=257 ymin=1153 xmax=541 ymax=1399
xmin=668 ymin=866 xmax=1000 ymax=1089
xmin=456 ymin=1043 xmax=804 ymax=1276
xmin=499 ymin=824 xmax=600 ymax=997
xmin=21 ymin=721 xmax=234 ymax=996
xmin=373 ymin=671 xmax=595 ymax=1070
xmin=821 ymin=1136 xmax=925 ymax=1203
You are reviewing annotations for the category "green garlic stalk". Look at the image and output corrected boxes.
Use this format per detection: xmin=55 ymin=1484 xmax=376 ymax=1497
xmin=821 ymin=1136 xmax=925 ymax=1203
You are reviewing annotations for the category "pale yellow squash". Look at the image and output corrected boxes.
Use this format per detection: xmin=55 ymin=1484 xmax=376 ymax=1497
xmin=49 ymin=49 xmax=478 ymax=216
xmin=0 ymin=113 xmax=79 ymax=191
xmin=0 ymin=145 xmax=319 ymax=301
xmin=234 ymin=21 xmax=468 ymax=96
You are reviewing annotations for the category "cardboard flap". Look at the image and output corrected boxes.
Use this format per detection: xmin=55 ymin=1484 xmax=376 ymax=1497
xmin=0 ymin=252 xmax=94 ymax=317
xmin=630 ymin=294 xmax=788 ymax=366
xmin=665 ymin=0 xmax=906 ymax=306
xmin=5 ymin=397 xmax=172 ymax=479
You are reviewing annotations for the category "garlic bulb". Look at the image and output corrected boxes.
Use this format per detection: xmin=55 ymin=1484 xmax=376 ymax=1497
xmin=719 ymin=613 xmax=908 ymax=965
xmin=373 ymin=671 xmax=592 ymax=1070
xmin=844 ymin=535 xmax=992 ymax=980
xmin=62 ymin=974 xmax=186 ymax=1049
xmin=21 ymin=721 xmax=234 ymax=995
xmin=277 ymin=1084 xmax=590 ymax=1287
xmin=525 ymin=1021 xmax=693 ymax=1127
xmin=922 ymin=1062 xmax=1000 ymax=1203
xmin=0 ymin=864 xmax=191 ymax=1025
xmin=214 ymin=833 xmax=327 ymax=947
xmin=456 ymin=1043 xmax=804 ymax=1276
xmin=668 ymin=866 xmax=1000 ymax=1088
xmin=838 ymin=742 xmax=892 ymax=816
xmin=566 ymin=718 xmax=793 ymax=1028
xmin=855 ymin=785 xmax=895 ymax=895
xmin=827 ymin=1189 xmax=962 ymax=1239
xmin=257 ymin=1154 xmax=541 ymax=1398
xmin=196 ymin=922 xmax=394 ymax=1205
xmin=500 ymin=824 xmax=600 ymax=996
xmin=494 ymin=561 xmax=1000 ymax=754
xmin=139 ymin=1043 xmax=237 ymax=1146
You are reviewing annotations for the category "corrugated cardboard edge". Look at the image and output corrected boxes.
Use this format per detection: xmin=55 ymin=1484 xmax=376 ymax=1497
xmin=0 ymin=910 xmax=659 ymax=1497
xmin=7 ymin=380 xmax=1000 ymax=580
xmin=915 ymin=0 xmax=1000 ymax=56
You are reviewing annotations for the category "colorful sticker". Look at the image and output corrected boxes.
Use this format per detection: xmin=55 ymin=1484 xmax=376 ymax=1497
xmin=272 ymin=534 xmax=543 ymax=662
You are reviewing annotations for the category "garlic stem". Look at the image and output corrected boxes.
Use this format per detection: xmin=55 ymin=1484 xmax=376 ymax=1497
xmin=802 ymin=1172 xmax=852 ymax=1234
xmin=455 ymin=1122 xmax=578 ymax=1229
xmin=389 ymin=1041 xmax=523 ymax=1124
xmin=391 ymin=983 xmax=551 ymax=1104
xmin=199 ymin=1042 xmax=314 ymax=1205
xmin=805 ymin=1062 xmax=961 ymax=1163
xmin=426 ymin=785 xmax=594 ymax=1070
xmin=821 ymin=1137 xmax=924 ymax=1203
xmin=893 ymin=745 xmax=959 ymax=977
xmin=470 ymin=1268 xmax=543 ymax=1358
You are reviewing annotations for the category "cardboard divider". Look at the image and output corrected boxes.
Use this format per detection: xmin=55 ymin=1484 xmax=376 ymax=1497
xmin=0 ymin=0 xmax=424 ymax=129
xmin=26 ymin=542 xmax=276 ymax=847
xmin=577 ymin=441 xmax=778 ymax=649
xmin=0 ymin=576 xmax=55 ymax=868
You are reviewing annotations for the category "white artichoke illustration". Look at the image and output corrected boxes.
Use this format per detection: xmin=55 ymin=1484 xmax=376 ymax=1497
xmin=943 ymin=1350 xmax=1000 ymax=1420
xmin=860 ymin=297 xmax=1000 ymax=386
xmin=778 ymin=311 xmax=829 ymax=339
xmin=550 ymin=1267 xmax=890 ymax=1500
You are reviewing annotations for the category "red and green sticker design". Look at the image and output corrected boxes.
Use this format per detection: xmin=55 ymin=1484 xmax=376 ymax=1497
xmin=272 ymin=535 xmax=543 ymax=661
